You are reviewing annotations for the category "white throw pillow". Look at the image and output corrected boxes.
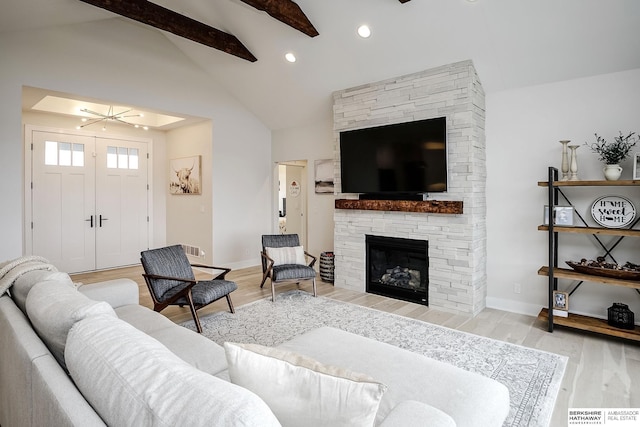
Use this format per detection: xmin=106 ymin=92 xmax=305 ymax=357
xmin=265 ymin=246 xmax=306 ymax=266
xmin=65 ymin=315 xmax=281 ymax=427
xmin=26 ymin=280 xmax=116 ymax=370
xmin=224 ymin=342 xmax=387 ymax=427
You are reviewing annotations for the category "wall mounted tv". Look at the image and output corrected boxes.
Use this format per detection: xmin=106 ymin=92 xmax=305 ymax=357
xmin=339 ymin=116 xmax=447 ymax=197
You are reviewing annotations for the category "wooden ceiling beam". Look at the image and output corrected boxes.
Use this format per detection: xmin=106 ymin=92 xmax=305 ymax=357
xmin=239 ymin=0 xmax=319 ymax=37
xmin=78 ymin=0 xmax=257 ymax=62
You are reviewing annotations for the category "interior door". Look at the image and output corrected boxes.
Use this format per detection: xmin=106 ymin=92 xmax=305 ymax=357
xmin=285 ymin=164 xmax=307 ymax=246
xmin=95 ymin=138 xmax=149 ymax=269
xmin=31 ymin=131 xmax=96 ymax=272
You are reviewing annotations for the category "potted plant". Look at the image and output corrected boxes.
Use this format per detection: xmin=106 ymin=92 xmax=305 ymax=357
xmin=585 ymin=131 xmax=638 ymax=180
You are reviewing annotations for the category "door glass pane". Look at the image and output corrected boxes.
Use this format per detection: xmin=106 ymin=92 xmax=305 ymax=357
xmin=72 ymin=143 xmax=84 ymax=167
xmin=58 ymin=143 xmax=71 ymax=166
xmin=107 ymin=146 xmax=117 ymax=169
xmin=118 ymin=147 xmax=128 ymax=169
xmin=129 ymin=148 xmax=139 ymax=170
xmin=45 ymin=141 xmax=58 ymax=165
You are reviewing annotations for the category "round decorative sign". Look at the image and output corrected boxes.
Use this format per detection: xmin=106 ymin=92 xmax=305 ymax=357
xmin=590 ymin=195 xmax=636 ymax=228
xmin=289 ymin=180 xmax=301 ymax=197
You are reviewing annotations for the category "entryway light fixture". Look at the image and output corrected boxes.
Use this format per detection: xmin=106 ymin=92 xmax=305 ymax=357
xmin=357 ymin=25 xmax=371 ymax=38
xmin=285 ymin=52 xmax=297 ymax=63
xmin=76 ymin=106 xmax=148 ymax=131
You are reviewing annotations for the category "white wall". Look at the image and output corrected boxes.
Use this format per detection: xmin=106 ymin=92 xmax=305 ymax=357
xmin=165 ymin=122 xmax=213 ymax=263
xmin=0 ymin=19 xmax=271 ymax=267
xmin=272 ymin=120 xmax=335 ymax=258
xmin=486 ymin=68 xmax=640 ymax=320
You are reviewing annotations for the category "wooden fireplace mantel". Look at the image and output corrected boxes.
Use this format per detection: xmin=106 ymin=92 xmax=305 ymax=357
xmin=335 ymin=199 xmax=463 ymax=214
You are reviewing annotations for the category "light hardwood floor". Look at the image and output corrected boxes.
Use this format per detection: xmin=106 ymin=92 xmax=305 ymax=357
xmin=71 ymin=265 xmax=640 ymax=426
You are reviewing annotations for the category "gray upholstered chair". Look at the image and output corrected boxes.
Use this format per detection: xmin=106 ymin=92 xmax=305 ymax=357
xmin=260 ymin=234 xmax=317 ymax=301
xmin=140 ymin=245 xmax=237 ymax=333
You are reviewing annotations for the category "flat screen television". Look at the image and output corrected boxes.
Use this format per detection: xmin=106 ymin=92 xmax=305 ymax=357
xmin=339 ymin=117 xmax=447 ymax=196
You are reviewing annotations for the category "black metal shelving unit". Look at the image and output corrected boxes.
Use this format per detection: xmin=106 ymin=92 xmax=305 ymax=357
xmin=537 ymin=166 xmax=640 ymax=341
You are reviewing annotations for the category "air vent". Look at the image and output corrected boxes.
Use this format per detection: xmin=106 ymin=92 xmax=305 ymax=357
xmin=181 ymin=244 xmax=202 ymax=258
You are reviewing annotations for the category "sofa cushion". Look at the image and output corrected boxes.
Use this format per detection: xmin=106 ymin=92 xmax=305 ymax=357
xmin=11 ymin=270 xmax=73 ymax=314
xmin=278 ymin=327 xmax=511 ymax=427
xmin=65 ymin=315 xmax=281 ymax=427
xmin=379 ymin=400 xmax=456 ymax=427
xmin=224 ymin=342 xmax=387 ymax=427
xmin=25 ymin=280 xmax=116 ymax=370
xmin=115 ymin=304 xmax=228 ymax=375
xmin=266 ymin=246 xmax=306 ymax=266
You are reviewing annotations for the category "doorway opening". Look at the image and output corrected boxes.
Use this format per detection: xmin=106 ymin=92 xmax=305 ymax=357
xmin=275 ymin=161 xmax=307 ymax=248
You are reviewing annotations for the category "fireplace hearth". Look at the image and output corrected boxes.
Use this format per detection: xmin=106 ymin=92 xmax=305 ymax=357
xmin=366 ymin=235 xmax=428 ymax=305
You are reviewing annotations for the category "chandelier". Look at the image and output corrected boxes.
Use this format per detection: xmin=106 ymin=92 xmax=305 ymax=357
xmin=76 ymin=106 xmax=148 ymax=131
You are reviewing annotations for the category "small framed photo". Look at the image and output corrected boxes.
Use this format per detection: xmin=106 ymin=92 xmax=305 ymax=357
xmin=553 ymin=291 xmax=569 ymax=311
xmin=633 ymin=153 xmax=640 ymax=180
xmin=543 ymin=206 xmax=574 ymax=226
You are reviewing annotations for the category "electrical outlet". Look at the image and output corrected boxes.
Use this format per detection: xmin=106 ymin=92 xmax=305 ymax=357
xmin=514 ymin=283 xmax=522 ymax=294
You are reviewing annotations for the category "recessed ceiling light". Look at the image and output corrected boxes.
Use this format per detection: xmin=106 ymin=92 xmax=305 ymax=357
xmin=285 ymin=52 xmax=296 ymax=63
xmin=357 ymin=25 xmax=371 ymax=38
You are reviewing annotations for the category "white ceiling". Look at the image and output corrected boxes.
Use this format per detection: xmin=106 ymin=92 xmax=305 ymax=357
xmin=5 ymin=0 xmax=640 ymax=131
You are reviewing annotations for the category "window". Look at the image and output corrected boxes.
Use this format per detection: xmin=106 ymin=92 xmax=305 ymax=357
xmin=44 ymin=141 xmax=84 ymax=167
xmin=107 ymin=146 xmax=139 ymax=169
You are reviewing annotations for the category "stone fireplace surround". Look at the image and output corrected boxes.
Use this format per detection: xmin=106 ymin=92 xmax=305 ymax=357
xmin=332 ymin=60 xmax=487 ymax=316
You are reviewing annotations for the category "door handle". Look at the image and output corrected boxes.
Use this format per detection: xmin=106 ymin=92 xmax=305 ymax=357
xmin=99 ymin=215 xmax=109 ymax=227
xmin=85 ymin=215 xmax=94 ymax=228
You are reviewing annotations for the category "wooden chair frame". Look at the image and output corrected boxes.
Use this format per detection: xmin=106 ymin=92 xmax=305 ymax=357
xmin=259 ymin=250 xmax=317 ymax=301
xmin=142 ymin=262 xmax=234 ymax=333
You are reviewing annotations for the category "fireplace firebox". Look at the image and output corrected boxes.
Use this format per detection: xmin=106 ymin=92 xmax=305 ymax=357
xmin=366 ymin=235 xmax=428 ymax=305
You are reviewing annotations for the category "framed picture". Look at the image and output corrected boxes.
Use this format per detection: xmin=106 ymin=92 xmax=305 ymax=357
xmin=314 ymin=159 xmax=334 ymax=194
xmin=169 ymin=155 xmax=201 ymax=195
xmin=552 ymin=291 xmax=569 ymax=311
xmin=543 ymin=206 xmax=574 ymax=226
xmin=634 ymin=153 xmax=640 ymax=180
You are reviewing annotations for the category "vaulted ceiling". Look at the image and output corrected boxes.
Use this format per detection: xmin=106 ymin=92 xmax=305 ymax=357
xmin=4 ymin=0 xmax=640 ymax=130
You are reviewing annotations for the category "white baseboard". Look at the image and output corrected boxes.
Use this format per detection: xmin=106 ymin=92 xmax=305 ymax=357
xmin=485 ymin=296 xmax=543 ymax=318
xmin=486 ymin=297 xmax=640 ymax=326
xmin=225 ymin=258 xmax=261 ymax=271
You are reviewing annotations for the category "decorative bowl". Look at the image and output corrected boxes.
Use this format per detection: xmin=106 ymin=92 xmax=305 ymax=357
xmin=566 ymin=259 xmax=640 ymax=281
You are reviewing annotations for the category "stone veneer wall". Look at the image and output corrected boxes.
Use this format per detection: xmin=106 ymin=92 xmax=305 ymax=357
xmin=332 ymin=60 xmax=487 ymax=315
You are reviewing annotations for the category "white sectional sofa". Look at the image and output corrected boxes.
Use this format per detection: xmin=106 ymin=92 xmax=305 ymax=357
xmin=0 ymin=265 xmax=510 ymax=427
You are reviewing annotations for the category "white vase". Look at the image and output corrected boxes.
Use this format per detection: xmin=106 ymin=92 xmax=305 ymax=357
xmin=559 ymin=140 xmax=570 ymax=180
xmin=568 ymin=145 xmax=579 ymax=181
xmin=603 ymin=164 xmax=623 ymax=181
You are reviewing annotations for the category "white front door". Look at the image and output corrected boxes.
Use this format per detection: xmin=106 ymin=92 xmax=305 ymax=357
xmin=30 ymin=130 xmax=149 ymax=273
xmin=32 ymin=131 xmax=97 ymax=272
xmin=95 ymin=138 xmax=149 ymax=269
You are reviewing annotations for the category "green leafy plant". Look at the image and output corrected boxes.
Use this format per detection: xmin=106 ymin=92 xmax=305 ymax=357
xmin=586 ymin=131 xmax=638 ymax=164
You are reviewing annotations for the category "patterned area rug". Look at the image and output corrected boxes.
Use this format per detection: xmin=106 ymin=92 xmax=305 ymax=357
xmin=182 ymin=291 xmax=567 ymax=427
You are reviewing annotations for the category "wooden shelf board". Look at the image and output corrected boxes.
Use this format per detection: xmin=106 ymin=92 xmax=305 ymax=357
xmin=538 ymin=266 xmax=640 ymax=290
xmin=538 ymin=225 xmax=640 ymax=237
xmin=538 ymin=179 xmax=640 ymax=187
xmin=538 ymin=308 xmax=640 ymax=341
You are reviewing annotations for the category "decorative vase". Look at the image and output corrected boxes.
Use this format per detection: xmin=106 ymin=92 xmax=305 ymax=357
xmin=603 ymin=164 xmax=623 ymax=181
xmin=568 ymin=145 xmax=579 ymax=181
xmin=559 ymin=140 xmax=570 ymax=180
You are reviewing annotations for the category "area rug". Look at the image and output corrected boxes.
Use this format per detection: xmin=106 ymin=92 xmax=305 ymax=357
xmin=181 ymin=291 xmax=567 ymax=427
